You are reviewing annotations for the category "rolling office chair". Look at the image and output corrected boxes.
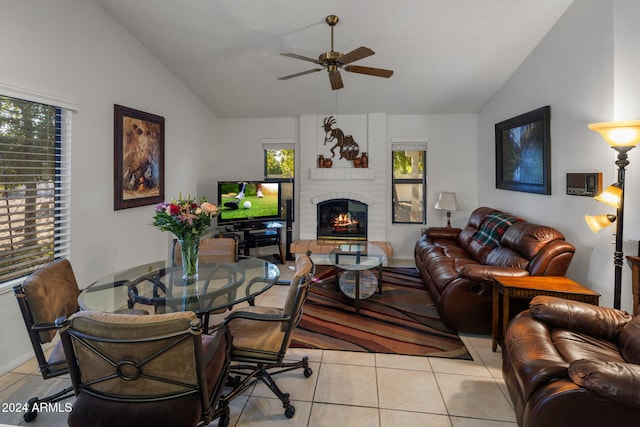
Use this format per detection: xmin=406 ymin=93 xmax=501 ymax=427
xmin=223 ymin=252 xmax=315 ymax=418
xmin=58 ymin=311 xmax=232 ymax=427
xmin=13 ymin=258 xmax=79 ymax=422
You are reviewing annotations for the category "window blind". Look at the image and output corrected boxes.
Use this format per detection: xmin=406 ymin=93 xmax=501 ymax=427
xmin=390 ymin=137 xmax=428 ymax=152
xmin=261 ymin=138 xmax=295 ymax=151
xmin=0 ymin=96 xmax=72 ymax=284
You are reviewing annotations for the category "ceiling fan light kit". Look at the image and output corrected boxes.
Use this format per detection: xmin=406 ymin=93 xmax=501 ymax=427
xmin=278 ymin=15 xmax=394 ymax=90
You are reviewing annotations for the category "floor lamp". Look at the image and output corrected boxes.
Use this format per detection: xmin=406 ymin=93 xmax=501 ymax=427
xmin=585 ymin=120 xmax=640 ymax=309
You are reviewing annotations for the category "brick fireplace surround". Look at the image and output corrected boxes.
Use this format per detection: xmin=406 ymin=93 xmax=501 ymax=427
xmin=292 ymin=113 xmax=392 ymax=259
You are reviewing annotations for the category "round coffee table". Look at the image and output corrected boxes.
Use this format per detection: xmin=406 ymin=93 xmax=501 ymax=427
xmin=328 ymin=243 xmax=387 ymax=313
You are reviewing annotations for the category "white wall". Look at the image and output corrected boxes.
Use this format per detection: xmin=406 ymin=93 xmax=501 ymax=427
xmin=614 ymin=0 xmax=640 ymax=121
xmin=198 ymin=117 xmax=298 ymax=191
xmin=479 ymin=0 xmax=640 ymax=311
xmin=387 ymin=114 xmax=479 ymax=257
xmin=0 ymin=0 xmax=219 ymax=373
xmin=199 ymin=113 xmax=479 ymax=260
xmin=613 ymin=0 xmax=640 ymax=264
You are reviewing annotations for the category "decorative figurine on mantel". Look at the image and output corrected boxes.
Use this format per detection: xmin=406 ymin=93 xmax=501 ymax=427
xmin=360 ymin=152 xmax=368 ymax=168
xmin=352 ymin=152 xmax=368 ymax=168
xmin=322 ymin=116 xmax=360 ymax=160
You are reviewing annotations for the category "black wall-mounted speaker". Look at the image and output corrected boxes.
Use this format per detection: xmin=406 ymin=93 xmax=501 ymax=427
xmin=566 ymin=172 xmax=602 ymax=197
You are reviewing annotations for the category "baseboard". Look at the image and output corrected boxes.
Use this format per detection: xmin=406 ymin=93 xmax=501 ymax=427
xmin=0 ymin=351 xmax=38 ymax=377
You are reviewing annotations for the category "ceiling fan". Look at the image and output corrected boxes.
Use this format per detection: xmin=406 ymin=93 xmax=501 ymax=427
xmin=278 ymin=15 xmax=394 ymax=90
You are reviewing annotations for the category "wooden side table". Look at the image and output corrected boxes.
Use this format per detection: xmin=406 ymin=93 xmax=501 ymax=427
xmin=492 ymin=276 xmax=600 ymax=351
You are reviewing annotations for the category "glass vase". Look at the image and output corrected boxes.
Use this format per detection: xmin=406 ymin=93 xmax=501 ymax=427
xmin=178 ymin=237 xmax=200 ymax=283
xmin=181 ymin=280 xmax=200 ymax=312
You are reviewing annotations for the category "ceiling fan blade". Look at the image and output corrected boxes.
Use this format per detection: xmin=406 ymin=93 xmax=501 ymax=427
xmin=280 ymin=52 xmax=324 ymax=65
xmin=278 ymin=68 xmax=323 ymax=80
xmin=344 ymin=65 xmax=394 ymax=78
xmin=329 ymin=71 xmax=344 ymax=90
xmin=338 ymin=46 xmax=375 ymax=65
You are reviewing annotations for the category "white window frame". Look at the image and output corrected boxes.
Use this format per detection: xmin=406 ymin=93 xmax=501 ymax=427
xmin=391 ymin=138 xmax=427 ymax=224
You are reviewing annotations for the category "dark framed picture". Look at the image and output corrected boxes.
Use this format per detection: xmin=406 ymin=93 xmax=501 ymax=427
xmin=495 ymin=106 xmax=551 ymax=195
xmin=113 ymin=104 xmax=165 ymax=210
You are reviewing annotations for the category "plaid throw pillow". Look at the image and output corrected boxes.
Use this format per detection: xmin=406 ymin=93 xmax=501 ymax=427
xmin=472 ymin=213 xmax=522 ymax=250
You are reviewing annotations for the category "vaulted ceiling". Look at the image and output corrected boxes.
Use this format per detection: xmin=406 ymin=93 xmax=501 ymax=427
xmin=96 ymin=0 xmax=574 ymax=118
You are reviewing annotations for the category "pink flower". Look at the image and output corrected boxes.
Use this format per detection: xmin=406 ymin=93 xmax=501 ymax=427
xmin=179 ymin=212 xmax=196 ymax=226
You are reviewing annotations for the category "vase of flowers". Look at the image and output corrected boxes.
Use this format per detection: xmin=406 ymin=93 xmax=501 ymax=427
xmin=151 ymin=194 xmax=218 ymax=282
xmin=177 ymin=236 xmax=200 ymax=282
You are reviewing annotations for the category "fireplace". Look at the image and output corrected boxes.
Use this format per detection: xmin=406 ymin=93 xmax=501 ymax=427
xmin=317 ymin=199 xmax=367 ymax=241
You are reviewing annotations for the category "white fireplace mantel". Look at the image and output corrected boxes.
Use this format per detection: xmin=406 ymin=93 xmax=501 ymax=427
xmin=309 ymin=168 xmax=375 ymax=181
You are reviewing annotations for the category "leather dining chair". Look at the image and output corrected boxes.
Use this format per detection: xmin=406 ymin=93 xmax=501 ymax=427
xmin=173 ymin=237 xmax=238 ymax=265
xmin=13 ymin=258 xmax=79 ymax=422
xmin=57 ymin=311 xmax=232 ymax=427
xmin=223 ymin=252 xmax=315 ymax=418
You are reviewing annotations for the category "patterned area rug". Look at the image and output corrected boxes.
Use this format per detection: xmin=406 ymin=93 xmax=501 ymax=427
xmin=290 ymin=265 xmax=472 ymax=360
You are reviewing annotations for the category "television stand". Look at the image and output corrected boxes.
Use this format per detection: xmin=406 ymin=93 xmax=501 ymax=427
xmin=219 ymin=221 xmax=285 ymax=263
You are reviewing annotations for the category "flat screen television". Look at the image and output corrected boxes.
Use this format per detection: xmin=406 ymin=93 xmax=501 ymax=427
xmin=217 ymin=181 xmax=282 ymax=225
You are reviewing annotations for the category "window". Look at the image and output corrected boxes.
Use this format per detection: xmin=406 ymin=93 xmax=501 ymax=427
xmin=264 ymin=147 xmax=294 ymax=180
xmin=0 ymin=95 xmax=71 ymax=285
xmin=392 ymin=144 xmax=426 ymax=224
xmin=263 ymin=141 xmax=295 ymax=221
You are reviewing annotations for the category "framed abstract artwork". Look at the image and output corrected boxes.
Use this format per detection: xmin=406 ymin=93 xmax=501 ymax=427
xmin=113 ymin=104 xmax=165 ymax=210
xmin=495 ymin=106 xmax=551 ymax=195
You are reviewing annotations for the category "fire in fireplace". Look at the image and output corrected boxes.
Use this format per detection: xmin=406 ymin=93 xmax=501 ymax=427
xmin=317 ymin=199 xmax=367 ymax=240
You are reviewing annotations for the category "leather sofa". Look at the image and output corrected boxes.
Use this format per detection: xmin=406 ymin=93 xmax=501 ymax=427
xmin=414 ymin=207 xmax=575 ymax=334
xmin=502 ymin=296 xmax=640 ymax=427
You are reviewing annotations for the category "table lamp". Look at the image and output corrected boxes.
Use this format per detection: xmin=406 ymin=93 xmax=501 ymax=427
xmin=435 ymin=191 xmax=458 ymax=227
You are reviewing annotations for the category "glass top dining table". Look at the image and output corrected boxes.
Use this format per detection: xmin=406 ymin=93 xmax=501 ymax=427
xmin=79 ymin=257 xmax=280 ymax=324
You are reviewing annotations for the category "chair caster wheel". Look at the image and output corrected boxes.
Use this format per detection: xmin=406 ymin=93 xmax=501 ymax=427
xmin=218 ymin=414 xmax=230 ymax=427
xmin=303 ymin=367 xmax=313 ymax=377
xmin=226 ymin=375 xmax=241 ymax=387
xmin=285 ymin=405 xmax=295 ymax=418
xmin=24 ymin=397 xmax=38 ymax=422
xmin=23 ymin=411 xmax=38 ymax=422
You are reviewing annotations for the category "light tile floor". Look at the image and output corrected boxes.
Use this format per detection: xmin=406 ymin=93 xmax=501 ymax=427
xmin=0 ymin=262 xmax=517 ymax=427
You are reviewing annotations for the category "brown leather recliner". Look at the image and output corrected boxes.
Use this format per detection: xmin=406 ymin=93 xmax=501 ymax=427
xmin=415 ymin=207 xmax=575 ymax=334
xmin=502 ymin=296 xmax=640 ymax=427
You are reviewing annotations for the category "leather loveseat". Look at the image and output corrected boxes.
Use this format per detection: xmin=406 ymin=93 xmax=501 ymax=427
xmin=502 ymin=296 xmax=640 ymax=427
xmin=414 ymin=207 xmax=575 ymax=334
